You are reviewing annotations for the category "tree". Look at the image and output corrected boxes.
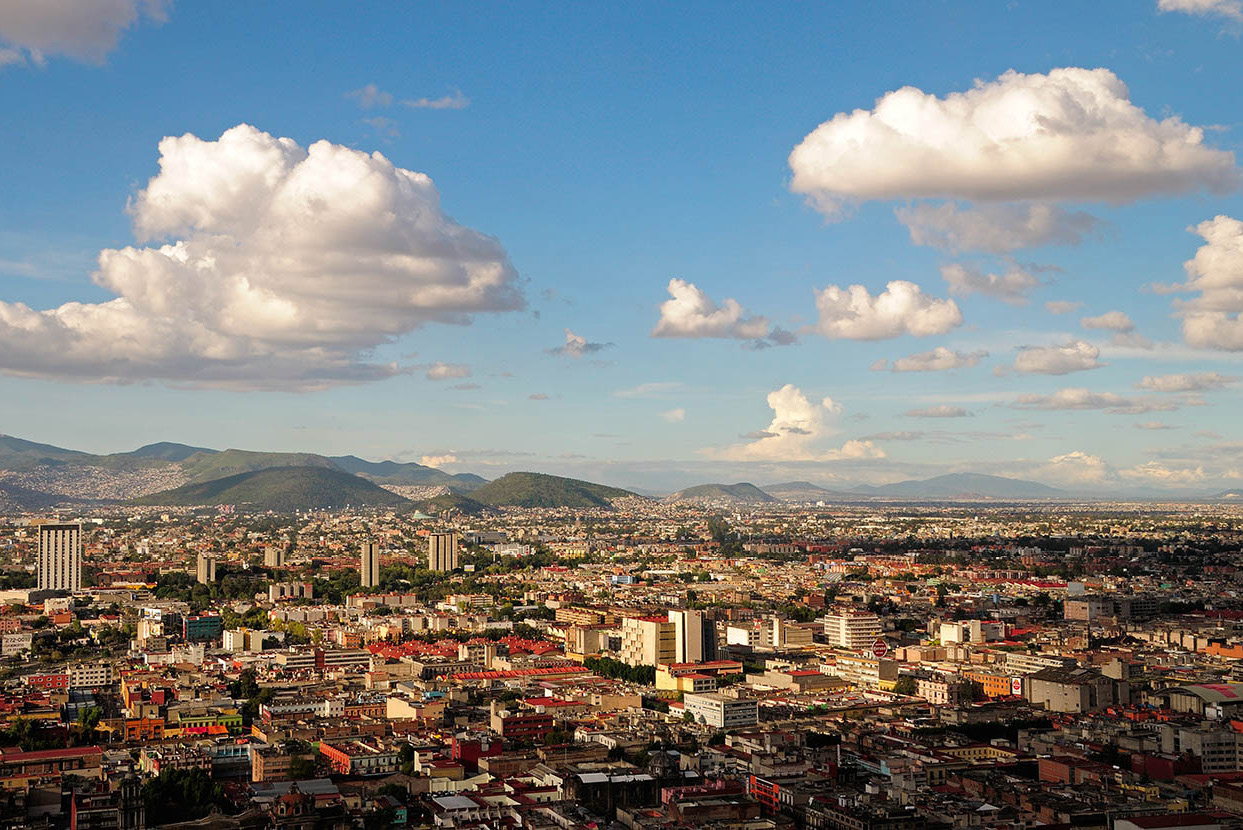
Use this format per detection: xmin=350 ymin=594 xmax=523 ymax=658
xmin=892 ymin=675 xmax=918 ymax=696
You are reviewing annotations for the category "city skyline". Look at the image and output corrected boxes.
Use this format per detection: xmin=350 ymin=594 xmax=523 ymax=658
xmin=3 ymin=2 xmax=1243 ymax=494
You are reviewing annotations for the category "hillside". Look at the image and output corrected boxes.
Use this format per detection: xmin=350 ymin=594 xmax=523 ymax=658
xmin=328 ymin=455 xmax=486 ymax=490
xmin=178 ymin=449 xmax=340 ymax=484
xmin=666 ymin=483 xmax=775 ymax=504
xmin=123 ymin=442 xmax=217 ymax=462
xmin=763 ymin=481 xmax=866 ymax=502
xmin=852 ymin=473 xmax=1064 ymax=500
xmin=415 ymin=493 xmax=497 ymax=516
xmin=131 ymin=466 xmax=410 ymax=511
xmin=471 ymin=472 xmax=639 ymax=509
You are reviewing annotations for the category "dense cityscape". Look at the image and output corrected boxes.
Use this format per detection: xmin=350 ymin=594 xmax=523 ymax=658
xmin=3 ymin=483 xmax=1243 ymax=829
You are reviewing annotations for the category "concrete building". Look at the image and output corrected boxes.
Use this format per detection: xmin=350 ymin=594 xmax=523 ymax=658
xmin=196 ymin=553 xmax=216 ymax=585
xmin=37 ymin=522 xmax=82 ymax=592
xmin=428 ymin=532 xmax=459 ymax=572
xmin=683 ymin=692 xmax=759 ymax=728
xmin=668 ymin=609 xmax=705 ymax=663
xmin=263 ymin=545 xmax=285 ymax=568
xmin=1025 ymin=666 xmax=1127 ymax=713
xmin=360 ymin=541 xmax=381 ymax=588
xmin=822 ymin=609 xmax=882 ymax=651
xmin=619 ymin=615 xmax=676 ymax=667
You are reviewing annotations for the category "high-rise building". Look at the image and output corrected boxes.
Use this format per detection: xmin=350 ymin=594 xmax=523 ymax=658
xmin=37 ymin=522 xmax=82 ymax=592
xmin=360 ymin=542 xmax=381 ymax=588
xmin=823 ymin=609 xmax=883 ymax=651
xmin=427 ymin=532 xmax=459 ymax=572
xmin=668 ymin=609 xmax=705 ymax=663
xmin=263 ymin=545 xmax=284 ymax=568
xmin=196 ymin=553 xmax=216 ymax=585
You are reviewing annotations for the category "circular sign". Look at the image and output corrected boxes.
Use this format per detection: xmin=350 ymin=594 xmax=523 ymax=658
xmin=872 ymin=638 xmax=888 ymax=660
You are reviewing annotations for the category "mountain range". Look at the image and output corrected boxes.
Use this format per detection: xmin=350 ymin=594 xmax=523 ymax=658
xmin=0 ymin=432 xmax=1230 ymax=512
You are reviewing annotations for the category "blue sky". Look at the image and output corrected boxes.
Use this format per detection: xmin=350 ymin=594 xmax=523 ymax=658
xmin=1 ymin=1 xmax=1242 ymax=494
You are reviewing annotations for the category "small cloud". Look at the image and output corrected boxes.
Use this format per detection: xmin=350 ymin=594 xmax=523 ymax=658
xmin=904 ymin=405 xmax=971 ymax=418
xmin=426 ymin=362 xmax=472 ymax=380
xmin=1137 ymin=372 xmax=1237 ymax=392
xmin=528 ymin=392 xmax=549 ymax=400
xmin=548 ymin=328 xmax=611 ymax=359
xmin=1045 ymin=300 xmax=1083 ymax=314
xmin=362 ymin=116 xmax=400 ymax=138
xmin=1011 ymin=341 xmax=1102 ymax=375
xmin=614 ymin=381 xmax=681 ymax=399
xmin=661 ymin=408 xmax=686 ymax=423
xmin=1080 ymin=310 xmax=1135 ymax=332
xmin=420 ymin=454 xmax=457 ymax=467
xmin=450 ymin=382 xmax=480 ymax=391
xmin=346 ymin=83 xmax=394 ymax=109
xmin=402 ymin=90 xmax=470 ymax=110
xmin=1134 ymin=421 xmax=1177 ymax=430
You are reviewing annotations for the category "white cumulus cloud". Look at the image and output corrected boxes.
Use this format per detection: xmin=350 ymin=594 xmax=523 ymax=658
xmin=814 ymin=280 xmax=961 ymax=340
xmin=711 ymin=384 xmax=883 ymax=462
xmin=1011 ymin=340 xmax=1102 ymax=374
xmin=789 ymin=67 xmax=1236 ymax=217
xmin=0 ymin=0 xmax=168 ymax=65
xmin=898 ymin=202 xmax=1102 ymax=253
xmin=1080 ymin=311 xmax=1135 ymax=332
xmin=0 ymin=124 xmax=524 ymax=388
xmin=651 ymin=278 xmax=778 ymax=342
xmin=1173 ymin=216 xmax=1243 ymax=350
xmin=941 ymin=263 xmax=1040 ymax=305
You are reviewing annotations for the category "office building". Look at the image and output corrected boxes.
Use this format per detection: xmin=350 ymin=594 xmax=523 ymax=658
xmin=196 ymin=553 xmax=216 ymax=585
xmin=360 ymin=542 xmax=381 ymax=588
xmin=427 ymin=532 xmax=459 ymax=572
xmin=822 ymin=609 xmax=882 ymax=651
xmin=620 ymin=616 xmax=676 ymax=667
xmin=37 ymin=522 xmax=82 ymax=593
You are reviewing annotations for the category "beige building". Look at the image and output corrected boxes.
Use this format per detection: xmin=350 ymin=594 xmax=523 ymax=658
xmin=37 ymin=522 xmax=82 ymax=592
xmin=620 ymin=615 xmax=676 ymax=667
xmin=428 ymin=532 xmax=459 ymax=572
xmin=822 ymin=609 xmax=882 ymax=651
xmin=196 ymin=553 xmax=216 ymax=585
xmin=360 ymin=541 xmax=381 ymax=588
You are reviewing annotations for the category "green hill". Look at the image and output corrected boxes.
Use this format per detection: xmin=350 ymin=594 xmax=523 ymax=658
xmin=328 ymin=455 xmax=486 ymax=490
xmin=123 ymin=442 xmax=217 ymax=462
xmin=667 ymin=482 xmax=776 ymax=504
xmin=471 ymin=472 xmax=639 ymax=509
xmin=131 ymin=466 xmax=410 ymax=511
xmin=415 ymin=493 xmax=497 ymax=516
xmin=179 ymin=449 xmax=340 ymax=484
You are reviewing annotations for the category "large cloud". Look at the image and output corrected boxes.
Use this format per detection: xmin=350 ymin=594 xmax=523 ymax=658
xmin=651 ymin=278 xmax=788 ymax=344
xmin=898 ymin=203 xmax=1102 ymax=253
xmin=711 ymin=384 xmax=883 ymax=462
xmin=1011 ymin=341 xmax=1102 ymax=374
xmin=0 ymin=124 xmax=524 ymax=388
xmin=1172 ymin=216 xmax=1243 ymax=350
xmin=941 ymin=263 xmax=1039 ymax=305
xmin=789 ymin=67 xmax=1236 ymax=217
xmin=814 ymin=280 xmax=961 ymax=339
xmin=0 ymin=0 xmax=168 ymax=65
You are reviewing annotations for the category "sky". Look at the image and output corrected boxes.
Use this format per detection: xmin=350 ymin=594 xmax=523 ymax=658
xmin=1 ymin=0 xmax=1243 ymax=495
